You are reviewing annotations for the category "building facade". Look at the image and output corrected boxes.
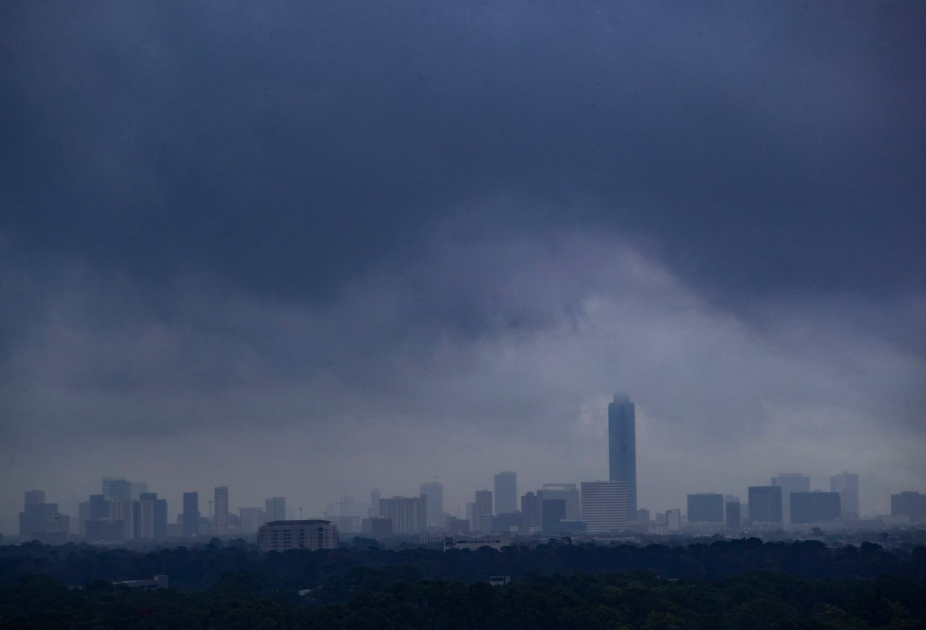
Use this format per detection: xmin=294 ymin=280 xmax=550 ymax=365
xmin=183 ymin=492 xmax=200 ymax=536
xmin=830 ymin=473 xmax=860 ymax=519
xmin=580 ymin=481 xmax=629 ymax=533
xmin=725 ymin=496 xmax=741 ymax=529
xmin=378 ymin=496 xmax=428 ymax=533
xmin=265 ymin=497 xmax=286 ymax=523
xmin=771 ymin=473 xmax=810 ymax=524
xmin=608 ymin=394 xmax=637 ymax=516
xmin=521 ymin=492 xmax=542 ymax=532
xmin=494 ymin=472 xmax=518 ymax=515
xmin=748 ymin=486 xmax=783 ymax=524
xmin=257 ymin=520 xmax=338 ymax=551
xmin=891 ymin=492 xmax=926 ymax=523
xmin=687 ymin=493 xmax=724 ymax=523
xmin=419 ymin=482 xmax=444 ymax=528
xmin=239 ymin=507 xmax=265 ymax=533
xmin=474 ymin=490 xmax=494 ymax=532
xmin=542 ymin=484 xmax=580 ymax=521
xmin=215 ymin=487 xmax=229 ymax=536
xmin=790 ymin=492 xmax=841 ymax=524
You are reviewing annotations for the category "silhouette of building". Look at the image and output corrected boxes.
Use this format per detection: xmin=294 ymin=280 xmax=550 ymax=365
xmin=137 ymin=492 xmax=167 ymax=539
xmin=580 ymin=481 xmax=629 ymax=532
xmin=542 ymin=484 xmax=580 ymax=521
xmin=24 ymin=490 xmax=45 ymax=506
xmin=748 ymin=486 xmax=783 ymax=524
xmin=725 ymin=495 xmax=741 ymax=528
xmin=474 ymin=490 xmax=494 ymax=531
xmin=18 ymin=490 xmax=60 ymax=541
xmin=257 ymin=520 xmax=338 ymax=551
xmin=891 ymin=492 xmax=926 ymax=523
xmin=214 ymin=487 xmax=228 ymax=536
xmin=419 ymin=482 xmax=444 ymax=528
xmin=378 ymin=496 xmax=428 ymax=533
xmin=494 ymin=472 xmax=517 ymax=515
xmin=687 ymin=493 xmax=724 ymax=523
xmin=265 ymin=497 xmax=286 ymax=523
xmin=183 ymin=492 xmax=200 ymax=536
xmin=130 ymin=482 xmax=148 ymax=501
xmin=521 ymin=491 xmax=542 ymax=532
xmin=102 ymin=477 xmax=131 ymax=503
xmin=608 ymin=394 xmax=637 ymax=516
xmin=239 ymin=507 xmax=265 ymax=533
xmin=771 ymin=473 xmax=810 ymax=524
xmin=790 ymin=492 xmax=841 ymax=524
xmin=830 ymin=473 xmax=859 ymax=519
xmin=370 ymin=489 xmax=381 ymax=517
xmin=666 ymin=508 xmax=681 ymax=531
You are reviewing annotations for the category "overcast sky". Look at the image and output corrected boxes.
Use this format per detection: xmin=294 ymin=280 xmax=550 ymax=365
xmin=1 ymin=1 xmax=924 ymax=533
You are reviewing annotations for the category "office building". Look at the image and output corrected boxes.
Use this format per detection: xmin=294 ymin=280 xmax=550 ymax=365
xmin=24 ymin=490 xmax=45 ymax=506
xmin=725 ymin=496 xmax=741 ymax=529
xmin=542 ymin=484 xmax=580 ymax=521
xmin=265 ymin=497 xmax=286 ymax=523
xmin=137 ymin=492 xmax=167 ymax=539
xmin=110 ymin=500 xmax=134 ymax=540
xmin=636 ymin=509 xmax=650 ymax=523
xmin=370 ymin=517 xmax=393 ymax=535
xmin=666 ymin=508 xmax=681 ymax=532
xmin=790 ymin=492 xmax=841 ymax=524
xmin=102 ymin=477 xmax=132 ymax=503
xmin=541 ymin=497 xmax=566 ymax=532
xmin=687 ymin=493 xmax=724 ymax=523
xmin=370 ymin=489 xmax=381 ymax=517
xmin=521 ymin=492 xmax=542 ymax=532
xmin=131 ymin=482 xmax=148 ymax=501
xmin=830 ymin=473 xmax=860 ymax=519
xmin=183 ymin=492 xmax=200 ymax=536
xmin=891 ymin=492 xmax=926 ymax=523
xmin=419 ymin=482 xmax=444 ymax=528
xmin=608 ymin=394 xmax=637 ymax=516
xmin=493 ymin=511 xmax=522 ymax=532
xmin=772 ymin=473 xmax=810 ymax=524
xmin=580 ymin=481 xmax=629 ymax=533
xmin=19 ymin=492 xmax=60 ymax=540
xmin=215 ymin=487 xmax=229 ymax=536
xmin=494 ymin=472 xmax=518 ymax=515
xmin=474 ymin=490 xmax=494 ymax=532
xmin=378 ymin=496 xmax=428 ymax=533
xmin=257 ymin=520 xmax=338 ymax=551
xmin=237 ymin=508 xmax=264 ymax=533
xmin=85 ymin=519 xmax=124 ymax=544
xmin=748 ymin=486 xmax=783 ymax=524
xmin=447 ymin=517 xmax=470 ymax=533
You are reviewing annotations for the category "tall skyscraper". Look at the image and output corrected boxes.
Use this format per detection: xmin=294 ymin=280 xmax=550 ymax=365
xmin=830 ymin=473 xmax=859 ymax=519
xmin=370 ymin=489 xmax=381 ymax=517
xmin=580 ymin=481 xmax=629 ymax=533
xmin=771 ymin=473 xmax=810 ymax=524
xmin=608 ymin=394 xmax=637 ymax=516
xmin=419 ymin=482 xmax=444 ymax=527
xmin=183 ymin=492 xmax=200 ymax=536
xmin=494 ymin=472 xmax=518 ymax=515
xmin=265 ymin=497 xmax=286 ymax=522
xmin=748 ymin=486 xmax=783 ymax=524
xmin=102 ymin=477 xmax=132 ymax=503
xmin=474 ymin=489 xmax=493 ymax=531
xmin=214 ymin=487 xmax=229 ymax=536
xmin=138 ymin=492 xmax=168 ymax=539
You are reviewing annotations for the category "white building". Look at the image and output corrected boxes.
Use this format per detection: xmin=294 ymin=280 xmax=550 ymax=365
xmin=830 ymin=472 xmax=860 ymax=519
xmin=580 ymin=481 xmax=629 ymax=533
xmin=666 ymin=509 xmax=681 ymax=532
xmin=257 ymin=520 xmax=338 ymax=552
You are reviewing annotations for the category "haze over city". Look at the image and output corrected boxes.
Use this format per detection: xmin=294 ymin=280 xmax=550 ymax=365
xmin=1 ymin=1 xmax=925 ymax=537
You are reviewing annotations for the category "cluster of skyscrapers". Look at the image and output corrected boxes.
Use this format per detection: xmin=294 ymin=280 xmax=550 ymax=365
xmin=13 ymin=394 xmax=926 ymax=545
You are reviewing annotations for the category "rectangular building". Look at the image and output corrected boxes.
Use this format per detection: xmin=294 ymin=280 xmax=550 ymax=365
xmin=542 ymin=484 xmax=580 ymax=521
xmin=257 ymin=520 xmax=338 ymax=551
xmin=102 ymin=477 xmax=132 ymax=503
xmin=265 ymin=497 xmax=286 ymax=523
xmin=239 ymin=507 xmax=265 ymax=533
xmin=494 ymin=472 xmax=518 ymax=515
xmin=474 ymin=490 xmax=493 ymax=532
xmin=521 ymin=492 xmax=542 ymax=532
xmin=748 ymin=486 xmax=783 ymax=524
xmin=580 ymin=481 xmax=629 ymax=533
xmin=183 ymin=492 xmax=200 ymax=536
xmin=215 ymin=487 xmax=229 ymax=537
xmin=378 ymin=496 xmax=428 ymax=533
xmin=608 ymin=394 xmax=637 ymax=516
xmin=772 ymin=473 xmax=810 ymax=524
xmin=725 ymin=496 xmax=741 ymax=529
xmin=830 ymin=473 xmax=860 ymax=519
xmin=790 ymin=492 xmax=841 ymax=524
xmin=687 ymin=493 xmax=724 ymax=523
xmin=891 ymin=492 xmax=926 ymax=523
xmin=419 ymin=482 xmax=444 ymax=528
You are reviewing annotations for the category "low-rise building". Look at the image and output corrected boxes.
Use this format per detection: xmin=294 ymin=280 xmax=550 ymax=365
xmin=257 ymin=520 xmax=338 ymax=552
xmin=444 ymin=533 xmax=511 ymax=551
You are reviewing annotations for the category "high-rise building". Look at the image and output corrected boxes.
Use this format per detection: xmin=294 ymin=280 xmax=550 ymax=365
xmin=541 ymin=497 xmax=567 ymax=533
xmin=474 ymin=490 xmax=493 ymax=532
xmin=130 ymin=482 xmax=148 ymax=501
xmin=18 ymin=491 xmax=59 ymax=540
xmin=608 ymin=394 xmax=637 ymax=516
xmin=110 ymin=501 xmax=134 ymax=540
xmin=24 ymin=490 xmax=45 ymax=506
xmin=771 ymin=473 xmax=810 ymax=524
xmin=790 ymin=492 xmax=841 ymax=524
xmin=687 ymin=493 xmax=724 ymax=523
xmin=494 ymin=472 xmax=518 ymax=515
xmin=725 ymin=495 xmax=741 ymax=529
xmin=378 ymin=496 xmax=428 ymax=533
xmin=466 ymin=502 xmax=476 ymax=531
xmin=542 ymin=484 xmax=581 ymax=521
xmin=257 ymin=520 xmax=338 ymax=552
xmin=370 ymin=489 xmax=381 ymax=517
xmin=215 ymin=487 xmax=229 ymax=536
xmin=891 ymin=492 xmax=926 ymax=523
xmin=102 ymin=477 xmax=132 ymax=503
xmin=521 ymin=492 xmax=543 ymax=532
xmin=419 ymin=482 xmax=444 ymax=528
xmin=138 ymin=492 xmax=167 ymax=539
xmin=748 ymin=486 xmax=783 ymax=524
xmin=183 ymin=492 xmax=200 ymax=536
xmin=666 ymin=509 xmax=681 ymax=532
xmin=580 ymin=481 xmax=629 ymax=533
xmin=265 ymin=497 xmax=286 ymax=523
xmin=830 ymin=473 xmax=860 ymax=519
xmin=239 ymin=507 xmax=266 ymax=533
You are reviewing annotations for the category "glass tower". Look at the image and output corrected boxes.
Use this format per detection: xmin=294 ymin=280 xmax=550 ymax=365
xmin=608 ymin=394 xmax=637 ymax=517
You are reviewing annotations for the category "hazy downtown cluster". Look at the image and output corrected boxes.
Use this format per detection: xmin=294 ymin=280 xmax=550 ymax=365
xmin=1 ymin=1 xmax=925 ymax=532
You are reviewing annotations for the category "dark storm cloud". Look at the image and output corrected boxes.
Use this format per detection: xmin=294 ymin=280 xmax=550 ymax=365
xmin=2 ymin=0 xmax=924 ymax=316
